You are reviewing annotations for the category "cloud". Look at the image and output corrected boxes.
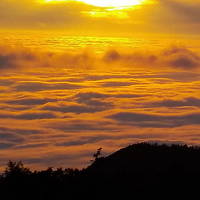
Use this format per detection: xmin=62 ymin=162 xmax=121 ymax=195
xmin=14 ymin=81 xmax=83 ymax=92
xmin=156 ymin=72 xmax=200 ymax=82
xmin=42 ymin=101 xmax=112 ymax=114
xmin=0 ymin=127 xmax=43 ymax=147
xmin=75 ymin=92 xmax=143 ymax=102
xmin=101 ymin=81 xmax=135 ymax=87
xmin=108 ymin=111 xmax=200 ymax=128
xmin=6 ymin=97 xmax=56 ymax=105
xmin=147 ymin=97 xmax=200 ymax=108
xmin=102 ymin=47 xmax=200 ymax=70
xmin=103 ymin=50 xmax=121 ymax=62
xmin=0 ymin=127 xmax=41 ymax=135
xmin=15 ymin=111 xmax=57 ymax=120
xmin=15 ymin=143 xmax=49 ymax=150
xmin=84 ymin=75 xmax=135 ymax=81
xmin=160 ymin=0 xmax=200 ymax=24
xmin=0 ymin=45 xmax=200 ymax=71
xmin=0 ymin=79 xmax=15 ymax=86
xmin=163 ymin=47 xmax=200 ymax=69
xmin=169 ymin=56 xmax=199 ymax=69
xmin=55 ymin=133 xmax=165 ymax=147
xmin=75 ymin=92 xmax=109 ymax=101
xmin=0 ymin=54 xmax=17 ymax=69
xmin=0 ymin=111 xmax=57 ymax=120
xmin=0 ymin=0 xmax=91 ymax=29
xmin=0 ymin=143 xmax=15 ymax=149
xmin=0 ymin=132 xmax=24 ymax=144
xmin=0 ymin=46 xmax=36 ymax=70
xmin=0 ymin=45 xmax=96 ymax=71
xmin=56 ymin=135 xmax=108 ymax=147
xmin=47 ymin=120 xmax=115 ymax=132
xmin=127 ymin=0 xmax=200 ymax=34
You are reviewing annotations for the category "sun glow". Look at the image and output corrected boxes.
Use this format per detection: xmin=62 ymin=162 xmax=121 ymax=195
xmin=44 ymin=0 xmax=145 ymax=8
xmin=78 ymin=0 xmax=144 ymax=7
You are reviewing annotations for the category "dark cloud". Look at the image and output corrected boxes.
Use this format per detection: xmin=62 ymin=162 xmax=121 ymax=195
xmin=14 ymin=82 xmax=83 ymax=92
xmin=0 ymin=45 xmax=200 ymax=72
xmin=169 ymin=56 xmax=199 ymax=69
xmin=15 ymin=143 xmax=49 ymax=149
xmin=160 ymin=0 xmax=200 ymax=24
xmin=75 ymin=92 xmax=143 ymax=103
xmin=0 ymin=79 xmax=15 ymax=86
xmin=75 ymin=92 xmax=109 ymax=101
xmin=108 ymin=111 xmax=200 ymax=128
xmin=56 ymin=133 xmax=165 ymax=147
xmin=101 ymin=81 xmax=135 ymax=87
xmin=84 ymin=75 xmax=135 ymax=81
xmin=114 ymin=94 xmax=143 ymax=98
xmin=16 ymin=112 xmax=56 ymax=120
xmin=73 ymin=92 xmax=113 ymax=110
xmin=128 ymin=0 xmax=200 ymax=34
xmin=0 ymin=127 xmax=42 ymax=145
xmin=0 ymin=127 xmax=41 ymax=135
xmin=159 ymin=72 xmax=200 ymax=82
xmin=0 ymin=45 xmax=96 ymax=71
xmin=103 ymin=50 xmax=121 ymax=62
xmin=40 ymin=92 xmax=114 ymax=114
xmin=47 ymin=120 xmax=115 ymax=132
xmin=0 ymin=111 xmax=57 ymax=120
xmin=163 ymin=47 xmax=200 ymax=69
xmin=148 ymin=97 xmax=200 ymax=108
xmin=101 ymin=47 xmax=200 ymax=70
xmin=56 ymin=136 xmax=107 ymax=147
xmin=0 ymin=54 xmax=16 ymax=69
xmin=42 ymin=102 xmax=112 ymax=114
xmin=6 ymin=97 xmax=56 ymax=106
xmin=0 ymin=47 xmax=36 ymax=70
xmin=0 ymin=132 xmax=24 ymax=144
xmin=135 ymin=71 xmax=200 ymax=82
xmin=74 ymin=92 xmax=111 ymax=107
xmin=0 ymin=142 xmax=15 ymax=149
xmin=0 ymin=127 xmax=45 ymax=150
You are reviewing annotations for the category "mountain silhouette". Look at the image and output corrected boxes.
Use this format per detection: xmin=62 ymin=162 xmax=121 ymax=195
xmin=1 ymin=143 xmax=200 ymax=199
xmin=87 ymin=142 xmax=200 ymax=174
xmin=84 ymin=143 xmax=200 ymax=198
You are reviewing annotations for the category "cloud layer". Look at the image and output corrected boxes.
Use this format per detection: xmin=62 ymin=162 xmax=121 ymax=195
xmin=0 ymin=42 xmax=200 ymax=170
xmin=1 ymin=45 xmax=200 ymax=71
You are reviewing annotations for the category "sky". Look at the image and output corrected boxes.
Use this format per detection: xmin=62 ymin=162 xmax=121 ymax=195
xmin=0 ymin=0 xmax=200 ymax=35
xmin=0 ymin=0 xmax=200 ymax=170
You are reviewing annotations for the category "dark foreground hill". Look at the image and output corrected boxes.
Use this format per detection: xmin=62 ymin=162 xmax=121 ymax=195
xmin=1 ymin=143 xmax=200 ymax=199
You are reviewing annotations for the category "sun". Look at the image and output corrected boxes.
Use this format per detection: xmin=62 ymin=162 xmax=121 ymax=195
xmin=77 ymin=0 xmax=144 ymax=7
xmin=44 ymin=0 xmax=145 ymax=8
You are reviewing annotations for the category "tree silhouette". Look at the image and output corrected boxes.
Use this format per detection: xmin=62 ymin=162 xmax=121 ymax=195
xmin=5 ymin=161 xmax=31 ymax=177
xmin=91 ymin=147 xmax=103 ymax=162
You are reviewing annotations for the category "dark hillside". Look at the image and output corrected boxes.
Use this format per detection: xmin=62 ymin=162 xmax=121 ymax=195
xmin=1 ymin=143 xmax=200 ymax=199
xmin=87 ymin=143 xmax=200 ymax=174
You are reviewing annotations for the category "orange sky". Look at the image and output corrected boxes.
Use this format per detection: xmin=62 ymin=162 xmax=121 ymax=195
xmin=0 ymin=0 xmax=199 ymax=35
